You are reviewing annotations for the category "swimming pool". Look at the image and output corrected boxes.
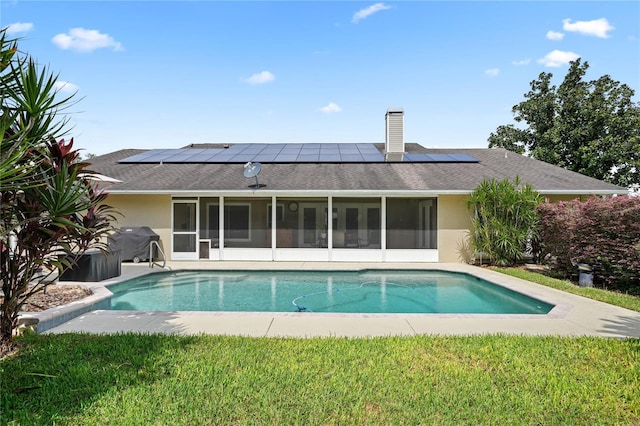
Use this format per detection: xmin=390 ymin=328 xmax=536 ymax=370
xmin=108 ymin=270 xmax=554 ymax=314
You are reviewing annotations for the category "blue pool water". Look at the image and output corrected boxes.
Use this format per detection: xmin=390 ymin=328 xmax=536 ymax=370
xmin=108 ymin=270 xmax=554 ymax=314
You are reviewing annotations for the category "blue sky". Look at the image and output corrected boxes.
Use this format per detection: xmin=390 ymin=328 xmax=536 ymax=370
xmin=2 ymin=1 xmax=639 ymax=156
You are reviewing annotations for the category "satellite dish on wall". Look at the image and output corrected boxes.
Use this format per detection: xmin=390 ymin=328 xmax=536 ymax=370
xmin=243 ymin=162 xmax=266 ymax=188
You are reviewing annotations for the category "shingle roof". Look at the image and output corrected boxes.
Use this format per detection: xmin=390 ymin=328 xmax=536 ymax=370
xmin=89 ymin=143 xmax=625 ymax=194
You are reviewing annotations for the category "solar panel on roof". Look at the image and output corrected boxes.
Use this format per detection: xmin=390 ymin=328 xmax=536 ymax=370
xmin=198 ymin=152 xmax=224 ymax=161
xmin=117 ymin=143 xmax=479 ymax=164
xmin=319 ymin=154 xmax=341 ymax=161
xmin=437 ymin=154 xmax=454 ymax=161
xmin=125 ymin=149 xmax=177 ymax=162
xmin=119 ymin=153 xmax=148 ymax=162
xmin=145 ymin=153 xmax=174 ymax=162
xmin=171 ymin=154 xmax=197 ymax=161
xmin=225 ymin=146 xmax=246 ymax=154
xmin=274 ymin=154 xmax=299 ymax=162
xmin=262 ymin=146 xmax=283 ymax=154
xmin=281 ymin=149 xmax=301 ymax=155
xmin=254 ymin=154 xmax=278 ymax=162
xmin=448 ymin=153 xmax=479 ymax=162
xmin=363 ymin=154 xmax=385 ymax=161
xmin=231 ymin=154 xmax=258 ymax=162
xmin=243 ymin=145 xmax=267 ymax=153
xmin=341 ymin=154 xmax=364 ymax=162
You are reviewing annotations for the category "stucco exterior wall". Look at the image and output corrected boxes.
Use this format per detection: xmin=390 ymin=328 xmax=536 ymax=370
xmin=543 ymin=194 xmax=591 ymax=203
xmin=436 ymin=193 xmax=601 ymax=264
xmin=437 ymin=194 xmax=472 ymax=263
xmin=107 ymin=194 xmax=171 ymax=255
xmin=104 ymin=192 xmax=603 ymax=264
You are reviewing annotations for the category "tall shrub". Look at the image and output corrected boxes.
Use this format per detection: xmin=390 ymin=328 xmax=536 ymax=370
xmin=0 ymin=30 xmax=118 ymax=342
xmin=537 ymin=196 xmax=640 ymax=293
xmin=535 ymin=200 xmax=579 ymax=274
xmin=466 ymin=177 xmax=540 ymax=266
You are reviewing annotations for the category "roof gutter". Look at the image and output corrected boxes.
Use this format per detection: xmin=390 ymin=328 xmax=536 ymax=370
xmin=105 ymin=188 xmax=625 ymax=197
xmin=538 ymin=189 xmax=626 ymax=196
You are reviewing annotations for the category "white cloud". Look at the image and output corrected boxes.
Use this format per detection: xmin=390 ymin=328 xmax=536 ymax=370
xmin=562 ymin=18 xmax=614 ymax=38
xmin=5 ymin=22 xmax=33 ymax=34
xmin=245 ymin=71 xmax=275 ymax=85
xmin=352 ymin=3 xmax=392 ymax=23
xmin=51 ymin=28 xmax=123 ymax=52
xmin=546 ymin=30 xmax=564 ymax=40
xmin=319 ymin=102 xmax=342 ymax=113
xmin=537 ymin=50 xmax=580 ymax=67
xmin=512 ymin=58 xmax=531 ymax=66
xmin=54 ymin=81 xmax=79 ymax=93
xmin=484 ymin=68 xmax=500 ymax=77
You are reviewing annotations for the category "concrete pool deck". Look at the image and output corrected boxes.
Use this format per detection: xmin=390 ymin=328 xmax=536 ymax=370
xmin=36 ymin=262 xmax=640 ymax=338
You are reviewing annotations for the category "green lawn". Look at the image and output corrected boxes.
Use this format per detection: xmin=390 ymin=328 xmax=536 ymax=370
xmin=493 ymin=267 xmax=640 ymax=312
xmin=3 ymin=269 xmax=640 ymax=424
xmin=2 ymin=333 xmax=639 ymax=425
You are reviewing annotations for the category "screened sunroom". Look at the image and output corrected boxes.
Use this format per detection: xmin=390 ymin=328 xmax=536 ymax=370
xmin=171 ymin=195 xmax=438 ymax=262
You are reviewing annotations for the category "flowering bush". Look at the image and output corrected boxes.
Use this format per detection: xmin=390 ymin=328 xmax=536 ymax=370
xmin=537 ymin=196 xmax=640 ymax=293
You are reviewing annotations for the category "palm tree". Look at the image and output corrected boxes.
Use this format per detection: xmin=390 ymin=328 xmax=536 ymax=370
xmin=466 ymin=177 xmax=540 ymax=266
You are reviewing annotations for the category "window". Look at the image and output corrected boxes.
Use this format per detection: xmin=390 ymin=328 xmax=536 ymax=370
xmin=303 ymin=207 xmax=317 ymax=244
xmin=206 ymin=203 xmax=251 ymax=242
xmin=207 ymin=203 xmax=219 ymax=240
xmin=332 ymin=197 xmax=381 ymax=249
xmin=173 ymin=203 xmax=196 ymax=232
xmin=386 ymin=198 xmax=437 ymax=249
xmin=224 ymin=204 xmax=250 ymax=240
xmin=367 ymin=207 xmax=381 ymax=245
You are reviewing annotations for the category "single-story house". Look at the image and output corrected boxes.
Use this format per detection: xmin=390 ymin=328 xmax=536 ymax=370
xmin=90 ymin=108 xmax=625 ymax=263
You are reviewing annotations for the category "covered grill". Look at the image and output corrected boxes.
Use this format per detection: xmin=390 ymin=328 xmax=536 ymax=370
xmin=109 ymin=226 xmax=160 ymax=263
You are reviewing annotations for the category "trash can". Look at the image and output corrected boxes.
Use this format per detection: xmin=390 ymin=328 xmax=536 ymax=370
xmin=578 ymin=263 xmax=593 ymax=287
xmin=109 ymin=227 xmax=160 ymax=263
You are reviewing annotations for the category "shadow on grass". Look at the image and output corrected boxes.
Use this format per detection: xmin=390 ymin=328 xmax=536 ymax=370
xmin=0 ymin=330 xmax=197 ymax=424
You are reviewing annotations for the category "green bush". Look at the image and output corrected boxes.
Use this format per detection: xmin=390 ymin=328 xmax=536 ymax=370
xmin=467 ymin=177 xmax=540 ymax=266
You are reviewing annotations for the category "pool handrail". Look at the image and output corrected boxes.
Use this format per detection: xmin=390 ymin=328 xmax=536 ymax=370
xmin=149 ymin=240 xmax=167 ymax=269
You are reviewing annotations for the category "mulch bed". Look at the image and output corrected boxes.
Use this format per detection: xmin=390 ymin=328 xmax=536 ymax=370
xmin=1 ymin=285 xmax=92 ymax=360
xmin=0 ymin=285 xmax=92 ymax=313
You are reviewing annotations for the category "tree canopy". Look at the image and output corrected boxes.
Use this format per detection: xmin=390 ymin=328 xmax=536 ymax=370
xmin=488 ymin=59 xmax=640 ymax=189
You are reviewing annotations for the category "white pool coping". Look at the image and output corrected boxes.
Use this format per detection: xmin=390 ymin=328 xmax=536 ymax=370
xmin=29 ymin=262 xmax=640 ymax=338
